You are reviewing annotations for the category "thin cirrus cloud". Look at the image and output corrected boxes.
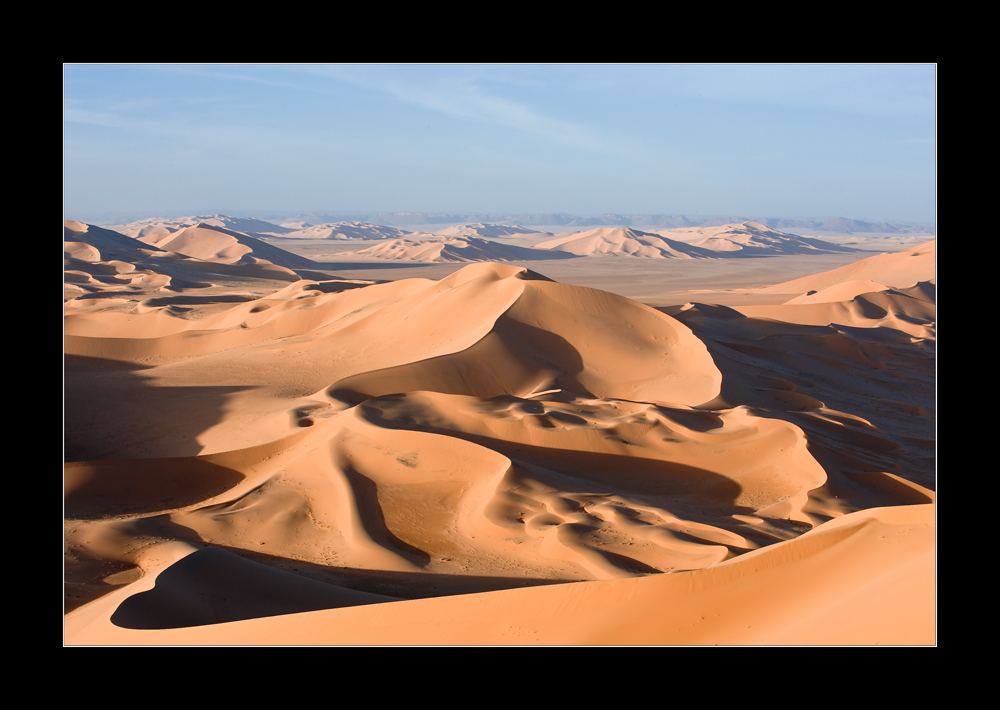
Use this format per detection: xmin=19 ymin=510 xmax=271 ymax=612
xmin=285 ymin=65 xmax=647 ymax=159
xmin=90 ymin=64 xmax=645 ymax=160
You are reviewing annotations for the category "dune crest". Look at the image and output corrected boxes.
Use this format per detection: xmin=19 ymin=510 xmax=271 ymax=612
xmin=277 ymin=222 xmax=414 ymax=240
xmin=755 ymin=240 xmax=935 ymax=295
xmin=657 ymin=221 xmax=864 ymax=256
xmin=338 ymin=236 xmax=575 ymax=263
xmin=536 ymin=227 xmax=718 ymax=259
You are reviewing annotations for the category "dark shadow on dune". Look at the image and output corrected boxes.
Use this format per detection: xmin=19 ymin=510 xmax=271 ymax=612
xmin=64 ymin=354 xmax=254 ymax=461
xmin=312 ymin=261 xmax=442 ymax=272
xmin=141 ymin=294 xmax=256 ymax=307
xmin=670 ymin=310 xmax=936 ymax=502
xmin=110 ymin=546 xmax=397 ymax=630
xmin=341 ymin=465 xmax=432 ymax=567
xmin=109 ymin=544 xmax=568 ymax=630
xmin=356 ymin=395 xmax=749 ymax=519
xmin=329 ymin=313 xmax=593 ymax=402
xmin=65 ymin=456 xmax=245 ymax=520
xmin=73 ymin=290 xmax=147 ymax=300
xmin=302 ymin=281 xmax=375 ymax=294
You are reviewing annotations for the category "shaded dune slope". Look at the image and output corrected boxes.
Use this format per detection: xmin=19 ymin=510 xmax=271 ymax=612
xmin=341 ymin=236 xmax=575 ymax=262
xmin=138 ymin=224 xmax=317 ymax=270
xmin=536 ymin=227 xmax=718 ymax=259
xmin=659 ymin=221 xmax=864 ymax=256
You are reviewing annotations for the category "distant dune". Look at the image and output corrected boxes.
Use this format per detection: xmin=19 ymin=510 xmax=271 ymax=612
xmin=536 ymin=227 xmax=718 ymax=259
xmin=277 ymin=222 xmax=414 ymax=240
xmin=340 ymin=236 xmax=576 ymax=262
xmin=137 ymin=224 xmax=317 ymax=270
xmin=658 ymin=222 xmax=865 ymax=256
xmin=433 ymin=223 xmax=550 ymax=238
xmin=108 ymin=214 xmax=293 ymax=238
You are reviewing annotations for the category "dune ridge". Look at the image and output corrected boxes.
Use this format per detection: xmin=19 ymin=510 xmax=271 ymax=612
xmin=535 ymin=227 xmax=718 ymax=259
xmin=657 ymin=221 xmax=864 ymax=256
xmin=65 ymin=504 xmax=933 ymax=645
xmin=753 ymin=240 xmax=935 ymax=295
xmin=276 ymin=222 xmax=415 ymax=240
xmin=337 ymin=236 xmax=575 ymax=263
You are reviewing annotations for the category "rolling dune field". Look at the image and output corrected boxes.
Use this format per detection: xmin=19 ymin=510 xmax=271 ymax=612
xmin=64 ymin=220 xmax=935 ymax=645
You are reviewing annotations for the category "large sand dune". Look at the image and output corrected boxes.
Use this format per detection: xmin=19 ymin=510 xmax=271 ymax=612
xmin=753 ymin=240 xmax=935 ymax=295
xmin=433 ymin=223 xmax=550 ymax=238
xmin=658 ymin=221 xmax=865 ymax=256
xmin=109 ymin=214 xmax=293 ymax=238
xmin=64 ymin=222 xmax=935 ymax=645
xmin=276 ymin=222 xmax=414 ymax=240
xmin=536 ymin=227 xmax=719 ymax=259
xmin=338 ymin=236 xmax=576 ymax=263
xmin=137 ymin=224 xmax=317 ymax=270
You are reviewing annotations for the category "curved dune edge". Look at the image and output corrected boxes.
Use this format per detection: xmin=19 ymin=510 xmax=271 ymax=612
xmin=733 ymin=285 xmax=935 ymax=337
xmin=65 ymin=503 xmax=934 ymax=646
xmin=753 ymin=240 xmax=935 ymax=295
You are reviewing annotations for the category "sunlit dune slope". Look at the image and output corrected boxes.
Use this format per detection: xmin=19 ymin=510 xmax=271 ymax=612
xmin=138 ymin=224 xmax=316 ymax=270
xmin=65 ymin=504 xmax=933 ymax=645
xmin=339 ymin=236 xmax=575 ymax=262
xmin=536 ymin=227 xmax=718 ymax=258
xmin=658 ymin=221 xmax=864 ymax=256
xmin=278 ymin=222 xmax=413 ymax=240
xmin=754 ymin=240 xmax=935 ymax=295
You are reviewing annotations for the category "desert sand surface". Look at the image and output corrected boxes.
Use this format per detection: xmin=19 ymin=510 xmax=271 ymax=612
xmin=65 ymin=220 xmax=935 ymax=645
xmin=653 ymin=221 xmax=863 ymax=256
xmin=335 ymin=235 xmax=576 ymax=263
xmin=274 ymin=222 xmax=415 ymax=241
xmin=535 ymin=227 xmax=719 ymax=259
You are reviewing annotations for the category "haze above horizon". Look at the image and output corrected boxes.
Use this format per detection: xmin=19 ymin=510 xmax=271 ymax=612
xmin=64 ymin=64 xmax=936 ymax=225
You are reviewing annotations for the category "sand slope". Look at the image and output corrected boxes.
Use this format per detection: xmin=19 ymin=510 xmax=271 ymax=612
xmin=109 ymin=214 xmax=293 ymax=238
xmin=277 ymin=222 xmax=414 ymax=240
xmin=338 ymin=236 xmax=576 ymax=262
xmin=754 ymin=240 xmax=935 ymax=295
xmin=137 ymin=224 xmax=316 ymax=270
xmin=434 ymin=223 xmax=549 ymax=238
xmin=64 ymin=504 xmax=933 ymax=645
xmin=658 ymin=221 xmax=865 ymax=256
xmin=65 ymin=241 xmax=935 ymax=645
xmin=536 ymin=227 xmax=718 ymax=259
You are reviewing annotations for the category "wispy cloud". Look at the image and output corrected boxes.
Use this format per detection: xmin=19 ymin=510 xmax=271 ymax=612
xmin=290 ymin=65 xmax=649 ymax=160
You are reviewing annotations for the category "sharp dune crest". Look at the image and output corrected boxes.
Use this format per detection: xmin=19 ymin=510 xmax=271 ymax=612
xmin=657 ymin=221 xmax=865 ymax=256
xmin=536 ymin=227 xmax=718 ymax=259
xmin=337 ymin=235 xmax=576 ymax=263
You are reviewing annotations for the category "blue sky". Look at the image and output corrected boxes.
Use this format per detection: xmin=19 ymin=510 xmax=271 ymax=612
xmin=63 ymin=64 xmax=936 ymax=224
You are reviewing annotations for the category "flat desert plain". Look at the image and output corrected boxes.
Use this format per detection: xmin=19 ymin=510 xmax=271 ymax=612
xmin=64 ymin=220 xmax=936 ymax=645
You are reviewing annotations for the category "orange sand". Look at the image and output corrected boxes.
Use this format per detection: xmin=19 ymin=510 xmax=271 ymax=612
xmin=65 ymin=221 xmax=935 ymax=645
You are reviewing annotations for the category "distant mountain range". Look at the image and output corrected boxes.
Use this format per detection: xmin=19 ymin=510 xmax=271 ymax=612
xmin=102 ymin=212 xmax=933 ymax=235
xmin=271 ymin=213 xmax=933 ymax=234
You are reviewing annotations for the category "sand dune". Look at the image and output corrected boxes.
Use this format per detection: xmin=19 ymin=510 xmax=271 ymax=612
xmin=64 ymin=230 xmax=935 ymax=645
xmin=433 ymin=223 xmax=550 ymax=238
xmin=657 ymin=221 xmax=865 ymax=256
xmin=109 ymin=214 xmax=293 ymax=238
xmin=754 ymin=240 xmax=935 ymax=295
xmin=338 ymin=236 xmax=576 ymax=262
xmin=536 ymin=228 xmax=718 ymax=259
xmin=137 ymin=224 xmax=318 ymax=270
xmin=277 ymin=222 xmax=414 ymax=240
xmin=65 ymin=504 xmax=933 ymax=645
